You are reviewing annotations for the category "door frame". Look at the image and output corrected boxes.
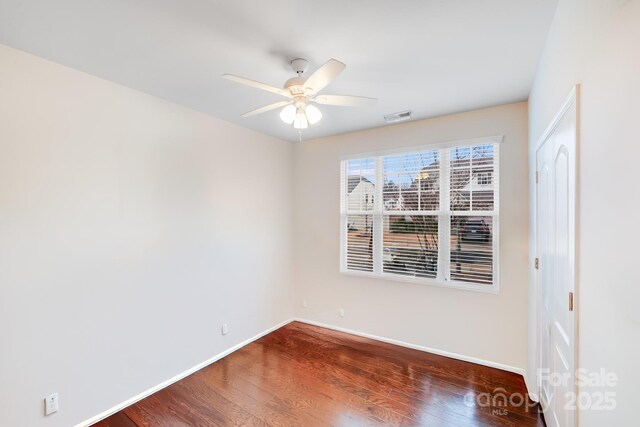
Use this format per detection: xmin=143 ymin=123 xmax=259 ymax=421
xmin=533 ymin=85 xmax=580 ymax=425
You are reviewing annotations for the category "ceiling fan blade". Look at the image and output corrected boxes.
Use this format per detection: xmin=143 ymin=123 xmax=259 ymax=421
xmin=304 ymin=59 xmax=346 ymax=93
xmin=314 ymin=94 xmax=377 ymax=107
xmin=223 ymin=74 xmax=290 ymax=98
xmin=241 ymin=101 xmax=291 ymax=117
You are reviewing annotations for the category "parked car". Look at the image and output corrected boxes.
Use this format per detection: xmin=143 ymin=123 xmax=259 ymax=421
xmin=460 ymin=218 xmax=491 ymax=243
xmin=383 ymin=247 xmax=437 ymax=277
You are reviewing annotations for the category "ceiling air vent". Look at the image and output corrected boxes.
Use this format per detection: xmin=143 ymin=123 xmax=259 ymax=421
xmin=384 ymin=110 xmax=412 ymax=123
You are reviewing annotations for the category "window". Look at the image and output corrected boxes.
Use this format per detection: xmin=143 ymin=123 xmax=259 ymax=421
xmin=477 ymin=172 xmax=492 ymax=185
xmin=340 ymin=137 xmax=500 ymax=292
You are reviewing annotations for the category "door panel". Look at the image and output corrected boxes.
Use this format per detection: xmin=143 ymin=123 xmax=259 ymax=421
xmin=537 ymin=160 xmax=552 ymax=406
xmin=536 ymin=91 xmax=577 ymax=427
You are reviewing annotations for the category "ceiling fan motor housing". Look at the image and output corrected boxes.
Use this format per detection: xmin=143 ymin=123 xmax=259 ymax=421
xmin=286 ymin=58 xmax=311 ymax=96
xmin=284 ymin=76 xmax=307 ymax=95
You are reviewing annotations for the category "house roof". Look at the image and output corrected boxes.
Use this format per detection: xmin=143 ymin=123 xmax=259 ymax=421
xmin=348 ymin=176 xmax=373 ymax=193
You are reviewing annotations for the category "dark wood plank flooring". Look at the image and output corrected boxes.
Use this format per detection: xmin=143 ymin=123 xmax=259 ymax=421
xmin=94 ymin=322 xmax=545 ymax=426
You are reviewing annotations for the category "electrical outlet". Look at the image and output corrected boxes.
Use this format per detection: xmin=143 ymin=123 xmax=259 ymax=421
xmin=221 ymin=323 xmax=229 ymax=335
xmin=339 ymin=308 xmax=345 ymax=318
xmin=302 ymin=299 xmax=308 ymax=308
xmin=45 ymin=393 xmax=58 ymax=416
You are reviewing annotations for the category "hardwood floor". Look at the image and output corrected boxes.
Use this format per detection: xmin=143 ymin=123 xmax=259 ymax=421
xmin=93 ymin=322 xmax=545 ymax=426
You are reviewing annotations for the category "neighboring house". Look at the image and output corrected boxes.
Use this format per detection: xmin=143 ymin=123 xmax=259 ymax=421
xmin=403 ymin=165 xmax=440 ymax=212
xmin=347 ymin=176 xmax=374 ymax=230
xmin=383 ymin=167 xmax=439 ymax=230
xmin=460 ymin=170 xmax=493 ymax=191
xmin=454 ymin=167 xmax=494 ymax=210
xmin=383 ymin=195 xmax=406 ymax=230
xmin=347 ymin=165 xmax=493 ymax=230
xmin=384 ymin=194 xmax=405 ymax=211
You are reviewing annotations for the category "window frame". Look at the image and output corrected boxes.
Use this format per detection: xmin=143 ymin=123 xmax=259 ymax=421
xmin=339 ymin=135 xmax=502 ymax=294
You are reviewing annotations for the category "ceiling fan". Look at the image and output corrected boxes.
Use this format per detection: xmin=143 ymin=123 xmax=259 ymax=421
xmin=223 ymin=58 xmax=377 ymax=130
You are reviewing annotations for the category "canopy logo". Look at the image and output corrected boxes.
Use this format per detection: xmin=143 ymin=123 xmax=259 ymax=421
xmin=463 ymin=368 xmax=618 ymax=416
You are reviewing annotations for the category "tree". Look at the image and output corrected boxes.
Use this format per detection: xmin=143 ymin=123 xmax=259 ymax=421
xmin=398 ymin=162 xmax=440 ymax=276
xmin=399 ymin=145 xmax=494 ymax=275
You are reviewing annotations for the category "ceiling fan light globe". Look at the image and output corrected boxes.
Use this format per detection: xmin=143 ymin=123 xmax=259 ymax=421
xmin=305 ymin=104 xmax=322 ymax=125
xmin=279 ymin=104 xmax=296 ymax=124
xmin=293 ymin=108 xmax=308 ymax=129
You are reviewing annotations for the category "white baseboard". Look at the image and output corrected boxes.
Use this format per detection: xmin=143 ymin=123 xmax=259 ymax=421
xmin=76 ymin=318 xmax=295 ymax=427
xmin=524 ymin=374 xmax=540 ymax=402
xmin=293 ymin=317 xmax=529 ymax=380
xmin=78 ymin=316 xmax=537 ymax=426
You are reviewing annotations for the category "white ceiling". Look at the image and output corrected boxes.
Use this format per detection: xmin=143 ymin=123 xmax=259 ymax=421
xmin=0 ymin=0 xmax=557 ymax=142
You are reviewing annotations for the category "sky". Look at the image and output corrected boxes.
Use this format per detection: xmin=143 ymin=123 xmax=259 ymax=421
xmin=347 ymin=144 xmax=494 ymax=187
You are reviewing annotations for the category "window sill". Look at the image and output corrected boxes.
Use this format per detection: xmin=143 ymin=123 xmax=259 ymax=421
xmin=339 ymin=269 xmax=499 ymax=294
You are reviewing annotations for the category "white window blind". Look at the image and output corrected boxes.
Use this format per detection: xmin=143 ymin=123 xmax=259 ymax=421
xmin=340 ymin=139 xmax=500 ymax=292
xmin=342 ymin=157 xmax=375 ymax=272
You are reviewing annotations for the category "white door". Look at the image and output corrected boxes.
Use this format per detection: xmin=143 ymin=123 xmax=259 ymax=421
xmin=536 ymin=88 xmax=578 ymax=427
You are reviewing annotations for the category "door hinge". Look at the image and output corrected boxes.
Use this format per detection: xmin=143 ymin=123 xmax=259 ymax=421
xmin=535 ymin=258 xmax=539 ymax=269
xmin=569 ymin=292 xmax=574 ymax=311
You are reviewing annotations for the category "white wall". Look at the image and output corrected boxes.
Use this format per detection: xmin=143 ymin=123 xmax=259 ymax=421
xmin=528 ymin=1 xmax=640 ymax=424
xmin=293 ymin=103 xmax=530 ymax=371
xmin=0 ymin=44 xmax=294 ymax=427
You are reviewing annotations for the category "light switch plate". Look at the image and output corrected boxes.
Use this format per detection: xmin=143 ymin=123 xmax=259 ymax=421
xmin=45 ymin=393 xmax=59 ymax=415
